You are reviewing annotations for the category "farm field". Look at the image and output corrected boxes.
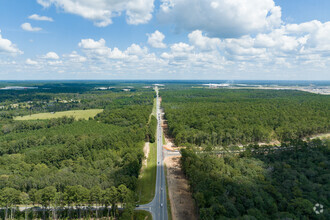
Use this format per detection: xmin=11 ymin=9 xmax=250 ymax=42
xmin=14 ymin=109 xmax=104 ymax=120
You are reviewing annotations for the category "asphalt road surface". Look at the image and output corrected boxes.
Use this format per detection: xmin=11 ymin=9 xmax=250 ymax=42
xmin=136 ymin=87 xmax=168 ymax=220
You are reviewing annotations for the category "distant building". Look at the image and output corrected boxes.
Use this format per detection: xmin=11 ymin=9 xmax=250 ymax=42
xmin=0 ymin=86 xmax=38 ymax=90
xmin=95 ymin=86 xmax=116 ymax=90
xmin=202 ymin=83 xmax=230 ymax=88
xmin=95 ymin=87 xmax=108 ymax=90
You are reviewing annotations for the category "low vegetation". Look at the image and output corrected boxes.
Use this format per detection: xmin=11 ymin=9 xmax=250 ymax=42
xmin=14 ymin=109 xmax=104 ymax=120
xmin=134 ymin=210 xmax=152 ymax=220
xmin=136 ymin=142 xmax=157 ymax=204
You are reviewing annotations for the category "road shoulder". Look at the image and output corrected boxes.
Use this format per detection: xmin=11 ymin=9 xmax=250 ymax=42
xmin=164 ymin=156 xmax=198 ymax=220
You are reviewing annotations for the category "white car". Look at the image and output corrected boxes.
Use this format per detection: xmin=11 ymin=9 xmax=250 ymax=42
xmin=161 ymin=203 xmax=163 ymax=207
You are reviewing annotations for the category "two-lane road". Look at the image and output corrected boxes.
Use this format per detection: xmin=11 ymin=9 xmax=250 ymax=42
xmin=136 ymin=87 xmax=168 ymax=220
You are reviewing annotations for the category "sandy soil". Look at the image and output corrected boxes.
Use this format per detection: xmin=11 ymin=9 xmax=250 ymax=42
xmin=141 ymin=142 xmax=150 ymax=173
xmin=308 ymin=133 xmax=330 ymax=140
xmin=164 ymin=156 xmax=198 ymax=220
xmin=161 ymin=105 xmax=197 ymax=219
xmin=162 ymin=119 xmax=183 ymax=152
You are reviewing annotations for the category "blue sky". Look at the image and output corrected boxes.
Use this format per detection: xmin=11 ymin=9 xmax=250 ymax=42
xmin=0 ymin=0 xmax=330 ymax=80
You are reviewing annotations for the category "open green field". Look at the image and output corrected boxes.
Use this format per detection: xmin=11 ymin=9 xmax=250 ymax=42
xmin=14 ymin=109 xmax=103 ymax=120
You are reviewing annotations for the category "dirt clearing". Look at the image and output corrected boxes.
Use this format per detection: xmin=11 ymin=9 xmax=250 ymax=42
xmin=143 ymin=142 xmax=150 ymax=168
xmin=164 ymin=156 xmax=197 ymax=220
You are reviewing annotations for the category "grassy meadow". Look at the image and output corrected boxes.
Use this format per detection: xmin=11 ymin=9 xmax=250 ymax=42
xmin=14 ymin=109 xmax=103 ymax=120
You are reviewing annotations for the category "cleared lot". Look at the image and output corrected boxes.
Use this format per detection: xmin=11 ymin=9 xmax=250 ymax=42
xmin=14 ymin=109 xmax=103 ymax=120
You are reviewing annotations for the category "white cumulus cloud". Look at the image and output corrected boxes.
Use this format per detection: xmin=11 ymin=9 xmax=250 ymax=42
xmin=48 ymin=60 xmax=63 ymax=65
xmin=0 ymin=30 xmax=23 ymax=55
xmin=26 ymin=59 xmax=38 ymax=65
xmin=43 ymin=52 xmax=60 ymax=59
xmin=37 ymin=0 xmax=155 ymax=27
xmin=78 ymin=38 xmax=127 ymax=59
xmin=159 ymin=0 xmax=282 ymax=38
xmin=188 ymin=30 xmax=221 ymax=51
xmin=28 ymin=14 xmax=54 ymax=22
xmin=126 ymin=44 xmax=148 ymax=56
xmin=147 ymin=30 xmax=166 ymax=48
xmin=79 ymin=38 xmax=111 ymax=57
xmin=161 ymin=42 xmax=194 ymax=62
xmin=216 ymin=19 xmax=330 ymax=64
xmin=21 ymin=23 xmax=42 ymax=32
xmin=63 ymin=51 xmax=87 ymax=62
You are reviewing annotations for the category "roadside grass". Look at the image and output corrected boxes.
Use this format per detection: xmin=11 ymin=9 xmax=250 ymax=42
xmin=134 ymin=210 xmax=152 ymax=220
xmin=147 ymin=98 xmax=157 ymax=123
xmin=136 ymin=96 xmax=158 ymax=204
xmin=14 ymin=109 xmax=103 ymax=121
xmin=164 ymin=163 xmax=172 ymax=220
xmin=152 ymin=98 xmax=157 ymax=117
xmin=162 ymin=130 xmax=166 ymax=145
xmin=136 ymin=142 xmax=157 ymax=204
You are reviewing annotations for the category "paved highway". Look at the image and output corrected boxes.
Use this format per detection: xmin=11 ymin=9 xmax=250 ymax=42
xmin=136 ymin=87 xmax=168 ymax=220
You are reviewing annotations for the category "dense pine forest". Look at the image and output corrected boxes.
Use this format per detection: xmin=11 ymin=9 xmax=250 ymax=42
xmin=181 ymin=139 xmax=330 ymax=219
xmin=1 ymin=83 xmax=329 ymax=219
xmin=0 ymin=83 xmax=156 ymax=219
xmin=161 ymin=88 xmax=330 ymax=219
xmin=161 ymin=89 xmax=330 ymax=146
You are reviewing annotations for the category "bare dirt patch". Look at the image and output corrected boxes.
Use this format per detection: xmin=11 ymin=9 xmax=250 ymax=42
xmin=162 ymin=118 xmax=182 ymax=152
xmin=308 ymin=133 xmax=330 ymax=140
xmin=141 ymin=142 xmax=150 ymax=172
xmin=164 ymin=156 xmax=198 ymax=220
